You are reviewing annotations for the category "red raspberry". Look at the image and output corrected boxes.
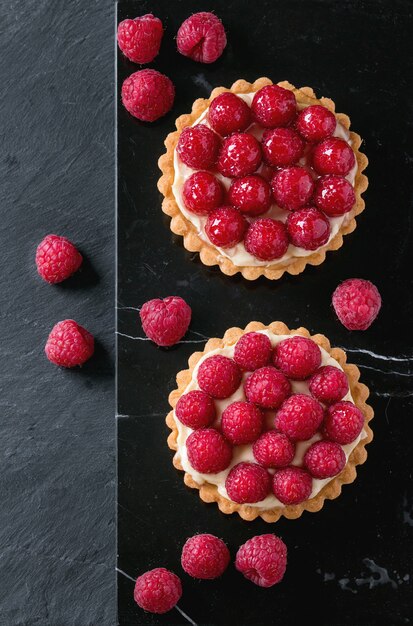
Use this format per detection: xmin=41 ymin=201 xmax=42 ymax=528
xmin=217 ymin=133 xmax=262 ymax=178
xmin=225 ymin=462 xmax=271 ymax=503
xmin=332 ymin=278 xmax=382 ymax=331
xmin=175 ymin=390 xmax=216 ymax=429
xmin=287 ymin=207 xmax=331 ymax=251
xmin=177 ymin=124 xmax=220 ymax=169
xmin=313 ymin=175 xmax=356 ymax=217
xmin=140 ymin=296 xmax=191 ymax=347
xmin=233 ymin=332 xmax=272 ymax=371
xmin=45 ymin=320 xmax=94 ymax=368
xmin=121 ymin=69 xmax=174 ymax=122
xmin=244 ymin=366 xmax=291 ymax=409
xmin=221 ymin=401 xmax=263 ymax=445
xmin=312 ymin=137 xmax=356 ymax=176
xmin=205 ymin=206 xmax=247 ymax=248
xmin=244 ymin=218 xmax=289 ymax=261
xmin=208 ymin=92 xmax=251 ymax=136
xmin=296 ymin=105 xmax=337 ymax=142
xmin=324 ymin=401 xmax=365 ymax=444
xmin=181 ymin=534 xmax=230 ymax=579
xmin=176 ymin=12 xmax=227 ymax=64
xmin=235 ymin=534 xmax=287 ymax=587
xmin=273 ymin=336 xmax=322 ymax=380
xmin=253 ymin=431 xmax=295 ymax=468
xmin=272 ymin=466 xmax=313 ymax=504
xmin=251 ymin=84 xmax=297 ymax=128
xmin=182 ymin=171 xmax=224 ymax=215
xmin=134 ymin=568 xmax=182 ymax=614
xmin=262 ymin=128 xmax=304 ymax=167
xmin=197 ymin=355 xmax=242 ymax=399
xmin=309 ymin=365 xmax=349 ymax=405
xmin=271 ymin=166 xmax=315 ymax=211
xmin=36 ymin=234 xmax=82 ymax=284
xmin=186 ymin=428 xmax=232 ymax=473
xmin=228 ymin=175 xmax=272 ymax=216
xmin=274 ymin=394 xmax=324 ymax=441
xmin=304 ymin=440 xmax=346 ymax=478
xmin=117 ymin=14 xmax=163 ymax=64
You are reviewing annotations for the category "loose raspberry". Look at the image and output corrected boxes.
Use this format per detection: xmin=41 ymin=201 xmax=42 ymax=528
xmin=117 ymin=14 xmax=163 ymax=64
xmin=234 ymin=332 xmax=272 ymax=371
xmin=205 ymin=206 xmax=247 ymax=248
xmin=272 ymin=466 xmax=313 ymax=504
xmin=313 ymin=174 xmax=356 ymax=217
xmin=275 ymin=394 xmax=324 ymax=441
xmin=332 ymin=278 xmax=382 ymax=331
xmin=309 ymin=365 xmax=349 ymax=405
xmin=262 ymin=128 xmax=304 ymax=167
xmin=271 ymin=166 xmax=314 ymax=211
xmin=244 ymin=218 xmax=289 ymax=261
xmin=221 ymin=401 xmax=263 ymax=445
xmin=45 ymin=320 xmax=94 ymax=368
xmin=176 ymin=12 xmax=227 ymax=63
xmin=121 ymin=69 xmax=174 ymax=122
xmin=208 ymin=92 xmax=251 ymax=136
xmin=177 ymin=124 xmax=220 ymax=169
xmin=312 ymin=137 xmax=356 ymax=176
xmin=225 ymin=462 xmax=271 ymax=503
xmin=235 ymin=534 xmax=287 ymax=587
xmin=197 ymin=355 xmax=242 ymax=399
xmin=287 ymin=206 xmax=331 ymax=250
xmin=217 ymin=133 xmax=262 ymax=178
xmin=244 ymin=366 xmax=291 ymax=409
xmin=273 ymin=336 xmax=322 ymax=380
xmin=182 ymin=171 xmax=224 ymax=215
xmin=186 ymin=428 xmax=232 ymax=473
xmin=251 ymin=84 xmax=296 ymax=128
xmin=304 ymin=440 xmax=346 ymax=478
xmin=296 ymin=105 xmax=337 ymax=142
xmin=228 ymin=175 xmax=272 ymax=216
xmin=324 ymin=401 xmax=365 ymax=444
xmin=181 ymin=534 xmax=230 ymax=579
xmin=175 ymin=390 xmax=216 ymax=429
xmin=253 ymin=431 xmax=295 ymax=468
xmin=140 ymin=296 xmax=191 ymax=347
xmin=36 ymin=234 xmax=82 ymax=284
xmin=134 ymin=568 xmax=182 ymax=614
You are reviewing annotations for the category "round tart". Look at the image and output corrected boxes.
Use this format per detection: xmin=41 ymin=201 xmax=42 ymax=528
xmin=166 ymin=321 xmax=373 ymax=522
xmin=158 ymin=79 xmax=368 ymax=280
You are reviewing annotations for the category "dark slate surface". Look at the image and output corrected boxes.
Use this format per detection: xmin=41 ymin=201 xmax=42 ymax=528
xmin=117 ymin=1 xmax=413 ymax=625
xmin=0 ymin=1 xmax=115 ymax=625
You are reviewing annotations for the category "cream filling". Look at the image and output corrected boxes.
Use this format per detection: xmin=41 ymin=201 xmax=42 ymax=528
xmin=172 ymin=92 xmax=358 ymax=268
xmin=174 ymin=330 xmax=367 ymax=510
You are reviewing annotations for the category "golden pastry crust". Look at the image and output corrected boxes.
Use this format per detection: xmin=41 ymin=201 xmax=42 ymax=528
xmin=158 ymin=78 xmax=368 ymax=280
xmin=166 ymin=321 xmax=374 ymax=522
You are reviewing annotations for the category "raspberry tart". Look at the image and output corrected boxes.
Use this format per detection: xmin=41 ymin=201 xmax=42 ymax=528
xmin=166 ymin=321 xmax=373 ymax=522
xmin=158 ymin=79 xmax=368 ymax=280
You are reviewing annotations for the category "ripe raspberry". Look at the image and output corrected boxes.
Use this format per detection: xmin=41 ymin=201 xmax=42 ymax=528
xmin=36 ymin=234 xmax=82 ymax=284
xmin=121 ymin=69 xmax=174 ymax=122
xmin=296 ymin=105 xmax=337 ymax=142
xmin=324 ymin=401 xmax=365 ymax=444
xmin=273 ymin=336 xmax=322 ymax=380
xmin=233 ymin=332 xmax=272 ymax=371
xmin=272 ymin=466 xmax=313 ymax=504
xmin=45 ymin=320 xmax=94 ymax=368
xmin=253 ymin=431 xmax=295 ymax=468
xmin=304 ymin=440 xmax=346 ymax=478
xmin=228 ymin=175 xmax=272 ymax=217
xmin=205 ymin=206 xmax=247 ymax=248
xmin=244 ymin=366 xmax=291 ymax=409
xmin=140 ymin=296 xmax=191 ymax=347
xmin=313 ymin=174 xmax=356 ymax=217
xmin=274 ymin=394 xmax=324 ymax=441
xmin=175 ymin=390 xmax=216 ymax=429
xmin=217 ymin=133 xmax=262 ymax=178
xmin=182 ymin=171 xmax=224 ymax=215
xmin=117 ymin=14 xmax=163 ymax=64
xmin=225 ymin=462 xmax=271 ymax=503
xmin=177 ymin=124 xmax=220 ymax=169
xmin=197 ymin=355 xmax=242 ymax=399
xmin=332 ymin=278 xmax=382 ymax=330
xmin=262 ymin=128 xmax=304 ymax=167
xmin=221 ymin=401 xmax=263 ymax=445
xmin=287 ymin=207 xmax=331 ymax=251
xmin=134 ymin=568 xmax=182 ymax=614
xmin=251 ymin=84 xmax=297 ymax=128
xmin=208 ymin=92 xmax=251 ymax=136
xmin=181 ymin=534 xmax=230 ymax=579
xmin=312 ymin=137 xmax=356 ymax=176
xmin=235 ymin=534 xmax=287 ymax=587
xmin=244 ymin=218 xmax=289 ymax=261
xmin=176 ymin=12 xmax=227 ymax=64
xmin=309 ymin=365 xmax=349 ymax=405
xmin=186 ymin=428 xmax=232 ymax=473
xmin=271 ymin=166 xmax=315 ymax=211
